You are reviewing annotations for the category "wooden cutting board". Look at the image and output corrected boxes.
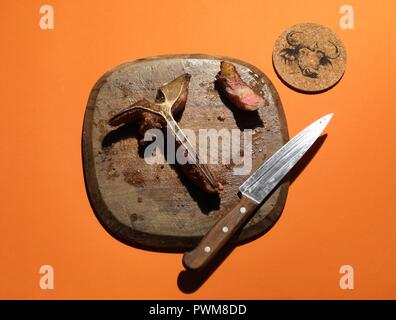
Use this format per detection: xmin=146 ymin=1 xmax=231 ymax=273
xmin=82 ymin=54 xmax=289 ymax=251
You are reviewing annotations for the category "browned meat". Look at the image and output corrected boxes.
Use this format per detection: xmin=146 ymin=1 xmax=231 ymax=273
xmin=109 ymin=99 xmax=166 ymax=135
xmin=174 ymin=137 xmax=223 ymax=194
xmin=215 ymin=61 xmax=268 ymax=111
xmin=108 ymin=99 xmax=166 ymax=149
xmin=107 ymin=74 xmax=222 ymax=194
xmin=181 ymin=163 xmax=222 ymax=193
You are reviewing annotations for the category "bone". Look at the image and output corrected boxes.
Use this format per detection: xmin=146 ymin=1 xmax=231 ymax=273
xmin=108 ymin=73 xmax=221 ymax=194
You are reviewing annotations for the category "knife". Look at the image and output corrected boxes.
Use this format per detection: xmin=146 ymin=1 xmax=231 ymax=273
xmin=182 ymin=113 xmax=333 ymax=270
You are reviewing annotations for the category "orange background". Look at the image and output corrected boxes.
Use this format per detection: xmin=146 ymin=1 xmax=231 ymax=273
xmin=1 ymin=0 xmax=395 ymax=299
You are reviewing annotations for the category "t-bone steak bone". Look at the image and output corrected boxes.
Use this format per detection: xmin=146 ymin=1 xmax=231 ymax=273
xmin=108 ymin=73 xmax=223 ymax=194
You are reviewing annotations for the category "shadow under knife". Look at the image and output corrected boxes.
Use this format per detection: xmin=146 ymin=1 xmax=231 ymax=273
xmin=177 ymin=134 xmax=328 ymax=293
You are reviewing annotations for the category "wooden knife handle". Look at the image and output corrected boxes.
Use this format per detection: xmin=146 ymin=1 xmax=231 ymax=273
xmin=182 ymin=195 xmax=258 ymax=270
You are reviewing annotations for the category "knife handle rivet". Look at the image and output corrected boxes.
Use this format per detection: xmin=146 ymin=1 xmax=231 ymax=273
xmin=204 ymin=246 xmax=211 ymax=253
xmin=222 ymin=226 xmax=229 ymax=233
xmin=240 ymin=207 xmax=246 ymax=214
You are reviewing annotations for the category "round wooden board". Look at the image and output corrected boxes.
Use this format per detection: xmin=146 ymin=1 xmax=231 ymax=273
xmin=82 ymin=54 xmax=289 ymax=251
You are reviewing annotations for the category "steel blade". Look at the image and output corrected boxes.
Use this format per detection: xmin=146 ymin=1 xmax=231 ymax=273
xmin=239 ymin=113 xmax=333 ymax=203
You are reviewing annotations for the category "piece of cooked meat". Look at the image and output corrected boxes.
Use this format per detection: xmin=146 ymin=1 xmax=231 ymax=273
xmin=109 ymin=99 xmax=166 ymax=133
xmin=181 ymin=163 xmax=223 ymax=193
xmin=215 ymin=61 xmax=268 ymax=111
xmin=108 ymin=99 xmax=166 ymax=149
xmin=107 ymin=74 xmax=222 ymax=194
xmin=174 ymin=138 xmax=223 ymax=194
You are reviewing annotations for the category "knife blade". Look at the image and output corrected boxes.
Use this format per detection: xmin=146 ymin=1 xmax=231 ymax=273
xmin=182 ymin=113 xmax=333 ymax=270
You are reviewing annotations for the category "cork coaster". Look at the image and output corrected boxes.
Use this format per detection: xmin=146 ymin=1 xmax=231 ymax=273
xmin=273 ymin=23 xmax=346 ymax=93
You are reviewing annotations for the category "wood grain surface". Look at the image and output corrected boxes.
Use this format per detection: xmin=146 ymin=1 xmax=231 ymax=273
xmin=183 ymin=195 xmax=259 ymax=270
xmin=82 ymin=54 xmax=289 ymax=251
